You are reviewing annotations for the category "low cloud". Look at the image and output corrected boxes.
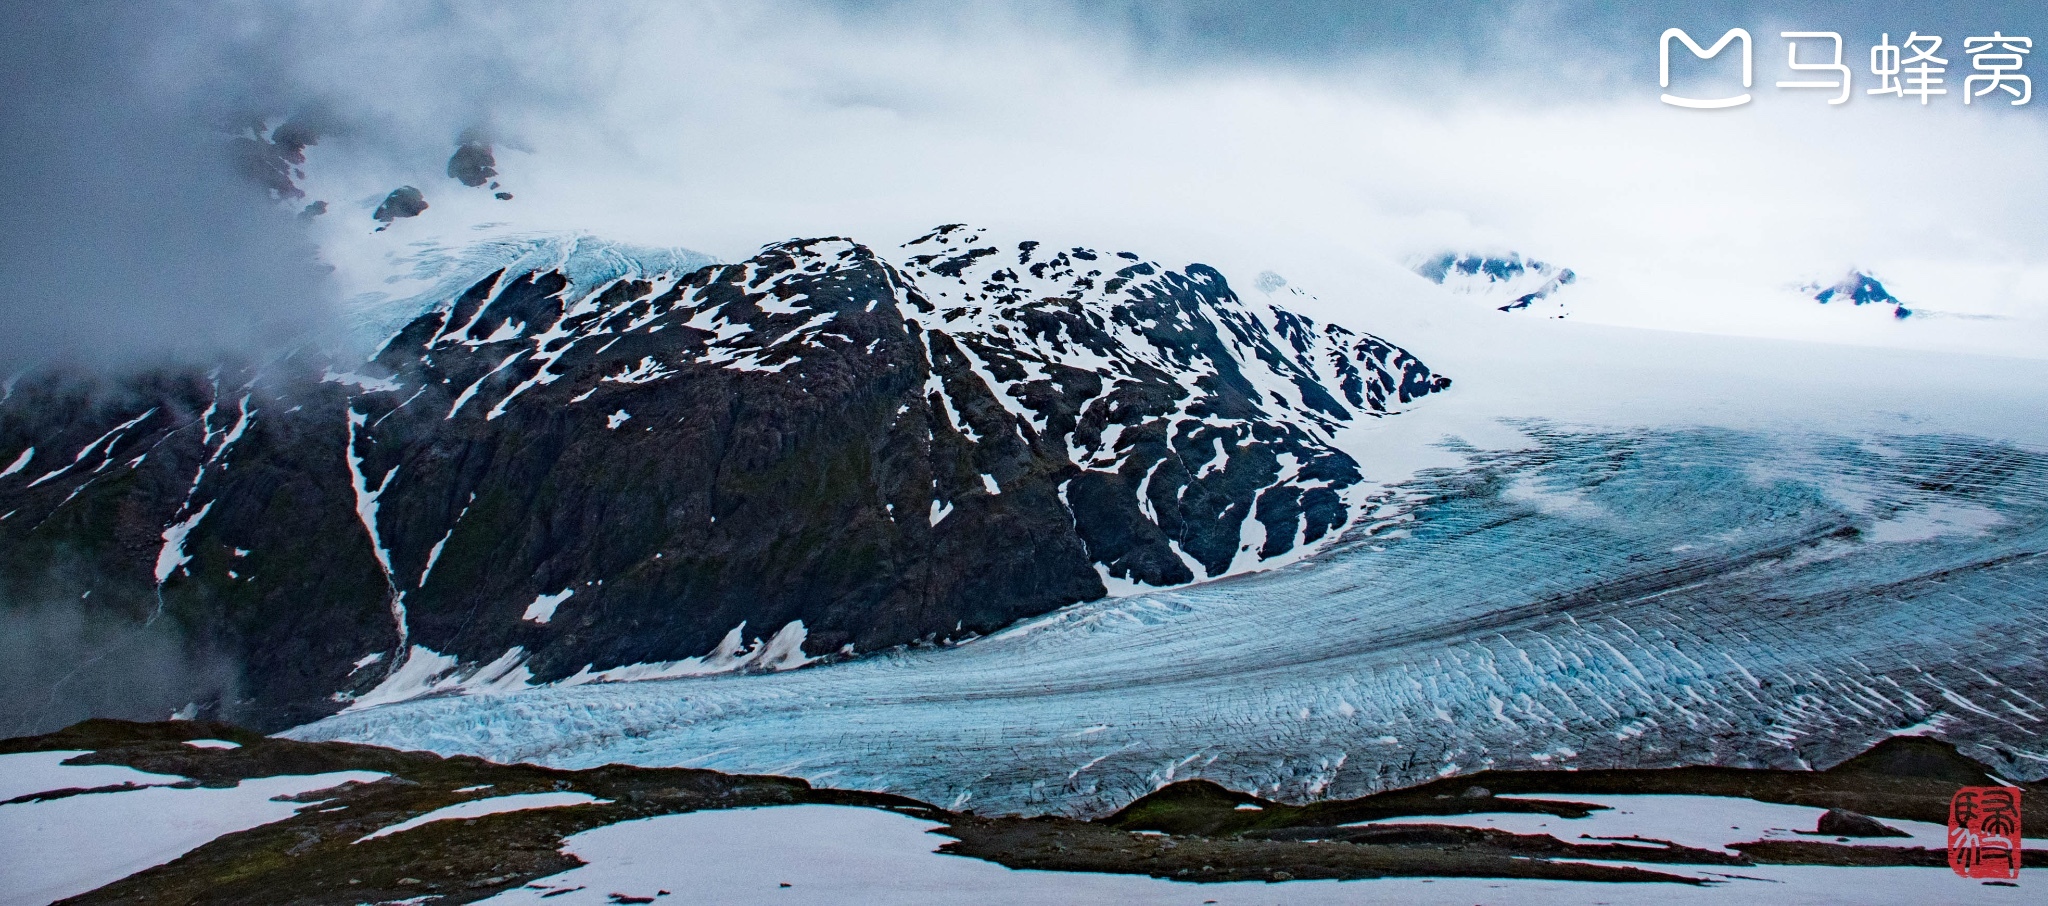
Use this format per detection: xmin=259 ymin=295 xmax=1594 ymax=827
xmin=4 ymin=1 xmax=2046 ymax=372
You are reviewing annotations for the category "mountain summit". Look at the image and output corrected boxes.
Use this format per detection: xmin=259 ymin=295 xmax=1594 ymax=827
xmin=1804 ymin=270 xmax=1911 ymax=319
xmin=1415 ymin=251 xmax=1576 ymax=316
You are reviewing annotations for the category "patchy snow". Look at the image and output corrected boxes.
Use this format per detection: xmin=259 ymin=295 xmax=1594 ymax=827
xmin=356 ymin=792 xmax=607 ymax=842
xmin=602 ymin=356 xmax=675 ymax=385
xmin=323 ymin=369 xmax=403 ymax=393
xmin=151 ymin=502 xmax=214 ymax=585
xmin=884 ymin=226 xmax=1454 ymax=594
xmin=338 ymin=621 xmax=818 ymax=710
xmin=463 ymin=648 xmax=538 ymax=695
xmin=1890 ymin=714 xmax=1957 ymax=737
xmin=475 ymin=804 xmax=2030 ymax=906
xmin=181 ymin=739 xmax=242 ymax=750
xmin=341 ymin=645 xmax=537 ymax=711
xmin=0 ymin=769 xmax=383 ymax=906
xmin=523 ymin=589 xmax=574 ymax=624
xmin=447 ymin=351 xmax=524 ymax=419
xmin=420 ymin=527 xmax=455 ymax=587
xmin=27 ymin=408 xmax=157 ymax=488
xmin=558 ymin=621 xmax=814 ymax=685
xmin=343 ymin=646 xmax=461 ymax=711
xmin=345 ymin=408 xmax=408 ymax=649
xmin=1088 ymin=562 xmax=1161 ymax=599
xmin=0 ymin=446 xmax=30 ymax=479
xmin=754 ymin=621 xmax=816 ymax=672
xmin=1352 ymin=793 xmax=1975 ymax=855
xmin=606 ymin=409 xmax=632 ymax=429
xmin=0 ymin=751 xmax=182 ymax=803
xmin=207 ymin=395 xmax=256 ymax=469
xmin=1864 ymin=501 xmax=2005 ymax=545
xmin=1502 ymin=474 xmax=1606 ymax=521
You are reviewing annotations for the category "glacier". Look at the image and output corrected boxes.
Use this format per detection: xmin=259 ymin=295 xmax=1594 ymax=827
xmin=291 ymin=419 xmax=2048 ymax=817
xmin=284 ymin=233 xmax=2048 ymax=818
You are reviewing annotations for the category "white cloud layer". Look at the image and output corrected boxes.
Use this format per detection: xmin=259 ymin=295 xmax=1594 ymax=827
xmin=10 ymin=1 xmax=2048 ymax=367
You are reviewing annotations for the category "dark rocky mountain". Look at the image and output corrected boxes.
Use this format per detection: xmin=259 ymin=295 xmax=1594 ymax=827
xmin=0 ymin=226 xmax=1448 ymax=733
xmin=1415 ymin=251 xmax=1576 ymax=316
xmin=446 ymin=132 xmax=498 ymax=188
xmin=1804 ymin=270 xmax=1911 ymax=319
xmin=372 ymin=186 xmax=428 ymax=228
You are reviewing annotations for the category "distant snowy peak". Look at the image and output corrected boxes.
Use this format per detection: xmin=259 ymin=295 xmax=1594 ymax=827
xmin=1802 ymin=270 xmax=1911 ymax=320
xmin=1415 ymin=252 xmax=1577 ymax=317
xmin=360 ymin=226 xmax=1454 ymax=588
xmin=897 ymin=224 xmax=1449 ymax=425
xmin=890 ymin=224 xmax=1450 ymax=584
xmin=343 ymin=232 xmax=717 ymax=354
xmin=354 ymin=226 xmax=1451 ymax=680
xmin=373 ymin=226 xmax=1449 ymax=436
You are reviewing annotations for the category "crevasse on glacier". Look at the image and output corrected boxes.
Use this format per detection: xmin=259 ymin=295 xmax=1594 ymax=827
xmin=292 ymin=424 xmax=2048 ymax=817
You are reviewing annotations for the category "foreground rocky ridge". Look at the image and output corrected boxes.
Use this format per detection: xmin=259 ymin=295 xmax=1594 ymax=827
xmin=5 ymin=720 xmax=2036 ymax=904
xmin=0 ymin=227 xmax=1447 ymax=732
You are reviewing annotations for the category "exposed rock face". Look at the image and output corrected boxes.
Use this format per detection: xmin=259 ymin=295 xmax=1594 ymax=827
xmin=373 ymin=186 xmax=428 ymax=227
xmin=1805 ymin=270 xmax=1911 ymax=319
xmin=0 ymin=365 xmax=393 ymax=732
xmin=446 ymin=138 xmax=498 ymax=188
xmin=228 ymin=117 xmax=320 ymax=201
xmin=895 ymin=226 xmax=1448 ymax=583
xmin=0 ymin=228 xmax=1447 ymax=732
xmin=1815 ymin=808 xmax=1909 ymax=838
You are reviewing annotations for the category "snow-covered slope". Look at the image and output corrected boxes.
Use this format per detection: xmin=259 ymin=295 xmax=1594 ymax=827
xmin=892 ymin=225 xmax=1449 ymax=583
xmin=1414 ymin=252 xmax=1576 ymax=316
xmin=337 ymin=232 xmax=718 ymax=354
xmin=1802 ymin=270 xmax=1912 ymax=319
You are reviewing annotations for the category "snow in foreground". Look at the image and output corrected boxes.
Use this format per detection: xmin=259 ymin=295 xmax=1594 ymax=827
xmin=482 ymin=803 xmax=2032 ymax=906
xmin=0 ymin=750 xmax=178 ymax=802
xmin=357 ymin=791 xmax=608 ymax=841
xmin=0 ymin=751 xmax=382 ymax=906
xmin=1358 ymin=793 xmax=1961 ymax=854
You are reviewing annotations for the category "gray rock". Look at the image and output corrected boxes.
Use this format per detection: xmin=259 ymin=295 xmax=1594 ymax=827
xmin=1816 ymin=808 xmax=1910 ymax=838
xmin=372 ymin=186 xmax=428 ymax=227
xmin=447 ymin=137 xmax=498 ymax=188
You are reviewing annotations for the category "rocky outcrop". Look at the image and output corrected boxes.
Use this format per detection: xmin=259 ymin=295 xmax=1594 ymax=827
xmin=1804 ymin=270 xmax=1911 ymax=319
xmin=1416 ymin=251 xmax=1576 ymax=316
xmin=372 ymin=187 xmax=428 ymax=227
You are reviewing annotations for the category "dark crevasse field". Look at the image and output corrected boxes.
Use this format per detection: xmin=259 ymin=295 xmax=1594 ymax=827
xmin=291 ymin=422 xmax=2048 ymax=817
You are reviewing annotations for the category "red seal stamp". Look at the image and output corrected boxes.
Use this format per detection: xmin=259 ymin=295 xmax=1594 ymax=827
xmin=1949 ymin=786 xmax=2022 ymax=879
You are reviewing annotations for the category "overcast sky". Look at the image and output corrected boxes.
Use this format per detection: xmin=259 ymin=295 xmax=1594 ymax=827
xmin=4 ymin=0 xmax=2046 ymax=371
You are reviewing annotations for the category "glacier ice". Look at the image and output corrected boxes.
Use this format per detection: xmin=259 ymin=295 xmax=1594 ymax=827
xmin=293 ymin=424 xmax=2048 ymax=816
